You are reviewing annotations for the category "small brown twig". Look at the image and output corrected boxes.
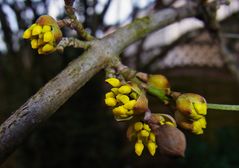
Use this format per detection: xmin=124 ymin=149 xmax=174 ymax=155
xmin=64 ymin=0 xmax=94 ymax=41
xmin=56 ymin=37 xmax=92 ymax=52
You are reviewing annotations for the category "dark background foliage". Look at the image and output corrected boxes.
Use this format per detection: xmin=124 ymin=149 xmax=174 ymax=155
xmin=0 ymin=0 xmax=239 ymax=167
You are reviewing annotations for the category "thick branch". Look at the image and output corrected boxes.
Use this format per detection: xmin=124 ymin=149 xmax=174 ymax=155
xmin=0 ymin=5 xmax=197 ymax=164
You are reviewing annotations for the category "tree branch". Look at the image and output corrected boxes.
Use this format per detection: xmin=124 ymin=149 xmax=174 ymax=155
xmin=0 ymin=4 xmax=197 ymax=164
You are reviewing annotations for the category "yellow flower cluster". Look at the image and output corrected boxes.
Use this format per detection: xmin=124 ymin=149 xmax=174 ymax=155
xmin=105 ymin=78 xmax=139 ymax=119
xmin=22 ymin=15 xmax=62 ymax=54
xmin=176 ymin=93 xmax=207 ymax=134
xmin=133 ymin=122 xmax=157 ymax=156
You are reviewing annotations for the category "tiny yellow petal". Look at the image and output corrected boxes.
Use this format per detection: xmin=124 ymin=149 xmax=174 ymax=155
xmin=31 ymin=39 xmax=38 ymax=49
xmin=147 ymin=142 xmax=157 ymax=156
xmin=135 ymin=142 xmax=144 ymax=156
xmin=43 ymin=31 xmax=54 ymax=42
xmin=42 ymin=44 xmax=54 ymax=52
xmin=105 ymin=92 xmax=115 ymax=98
xmin=32 ymin=25 xmax=42 ymax=35
xmin=134 ymin=122 xmax=143 ymax=131
xmin=105 ymin=98 xmax=117 ymax=107
xmin=123 ymin=100 xmax=136 ymax=110
xmin=118 ymin=85 xmax=132 ymax=94
xmin=22 ymin=29 xmax=32 ymax=39
xmin=140 ymin=130 xmax=149 ymax=137
xmin=143 ymin=123 xmax=151 ymax=131
xmin=105 ymin=78 xmax=121 ymax=87
xmin=42 ymin=25 xmax=51 ymax=32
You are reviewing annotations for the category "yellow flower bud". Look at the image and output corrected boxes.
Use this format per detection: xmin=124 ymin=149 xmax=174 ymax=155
xmin=22 ymin=29 xmax=32 ymax=39
xmin=176 ymin=93 xmax=207 ymax=120
xmin=105 ymin=78 xmax=121 ymax=87
xmin=113 ymin=106 xmax=128 ymax=115
xmin=127 ymin=110 xmax=134 ymax=115
xmin=105 ymin=98 xmax=117 ymax=107
xmin=111 ymin=88 xmax=118 ymax=94
xmin=143 ymin=123 xmax=151 ymax=131
xmin=147 ymin=141 xmax=157 ymax=156
xmin=135 ymin=141 xmax=144 ymax=156
xmin=42 ymin=44 xmax=54 ymax=52
xmin=31 ymin=39 xmax=38 ymax=49
xmin=140 ymin=130 xmax=149 ymax=137
xmin=32 ymin=25 xmax=42 ymax=35
xmin=118 ymin=85 xmax=132 ymax=94
xmin=116 ymin=94 xmax=130 ymax=104
xmin=43 ymin=31 xmax=54 ymax=42
xmin=148 ymin=74 xmax=170 ymax=90
xmin=134 ymin=122 xmax=143 ymax=131
xmin=130 ymin=92 xmax=138 ymax=99
xmin=38 ymin=48 xmax=44 ymax=54
xmin=123 ymin=100 xmax=136 ymax=110
xmin=105 ymin=92 xmax=114 ymax=98
xmin=149 ymin=133 xmax=156 ymax=142
xmin=42 ymin=25 xmax=51 ymax=32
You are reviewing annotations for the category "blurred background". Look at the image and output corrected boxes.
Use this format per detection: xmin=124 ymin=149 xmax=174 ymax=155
xmin=0 ymin=0 xmax=239 ymax=167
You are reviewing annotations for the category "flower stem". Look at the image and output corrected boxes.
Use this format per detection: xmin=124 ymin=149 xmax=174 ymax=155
xmin=207 ymin=103 xmax=239 ymax=111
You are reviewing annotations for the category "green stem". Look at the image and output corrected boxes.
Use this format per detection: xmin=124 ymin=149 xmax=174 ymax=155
xmin=207 ymin=103 xmax=239 ymax=111
xmin=147 ymin=86 xmax=169 ymax=102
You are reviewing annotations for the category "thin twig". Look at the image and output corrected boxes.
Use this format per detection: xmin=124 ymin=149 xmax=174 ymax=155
xmin=64 ymin=0 xmax=94 ymax=41
xmin=207 ymin=103 xmax=239 ymax=111
xmin=56 ymin=37 xmax=91 ymax=52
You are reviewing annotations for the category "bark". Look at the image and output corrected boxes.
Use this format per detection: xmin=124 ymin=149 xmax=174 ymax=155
xmin=0 ymin=5 xmax=197 ymax=164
